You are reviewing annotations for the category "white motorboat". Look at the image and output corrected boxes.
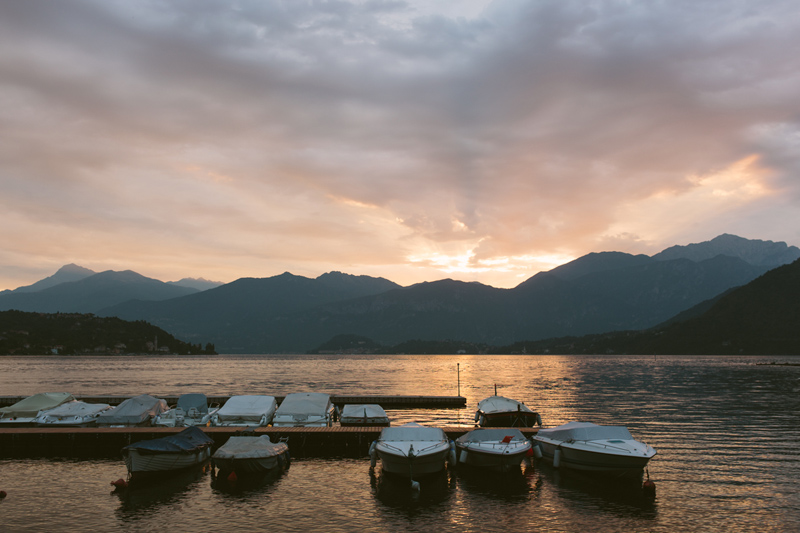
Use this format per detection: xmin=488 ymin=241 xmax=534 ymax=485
xmin=122 ymin=426 xmax=215 ymax=480
xmin=272 ymin=392 xmax=334 ymax=427
xmin=455 ymin=428 xmax=532 ymax=472
xmin=339 ymin=404 xmax=390 ymax=427
xmin=0 ymin=392 xmax=76 ymax=426
xmin=475 ymin=395 xmax=542 ymax=428
xmin=212 ymin=435 xmax=290 ymax=476
xmin=211 ymin=395 xmax=277 ymax=427
xmin=532 ymin=421 xmax=656 ymax=477
xmin=154 ymin=393 xmax=220 ymax=427
xmin=35 ymin=401 xmax=112 ymax=427
xmin=370 ymin=423 xmax=454 ymax=478
xmin=96 ymin=394 xmax=169 ymax=427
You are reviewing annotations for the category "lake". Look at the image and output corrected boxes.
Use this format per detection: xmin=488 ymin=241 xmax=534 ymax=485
xmin=1 ymin=354 xmax=798 ymax=532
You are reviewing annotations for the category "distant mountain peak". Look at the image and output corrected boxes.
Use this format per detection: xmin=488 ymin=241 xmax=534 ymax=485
xmin=653 ymin=234 xmax=800 ymax=266
xmin=11 ymin=264 xmax=96 ymax=293
xmin=167 ymin=277 xmax=224 ymax=291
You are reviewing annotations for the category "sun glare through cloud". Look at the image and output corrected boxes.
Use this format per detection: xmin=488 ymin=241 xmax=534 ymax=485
xmin=1 ymin=0 xmax=800 ymax=290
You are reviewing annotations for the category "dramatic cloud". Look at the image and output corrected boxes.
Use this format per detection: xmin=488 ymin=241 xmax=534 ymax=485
xmin=1 ymin=0 xmax=799 ymax=289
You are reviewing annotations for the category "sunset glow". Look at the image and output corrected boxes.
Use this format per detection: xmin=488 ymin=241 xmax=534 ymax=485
xmin=1 ymin=1 xmax=799 ymax=290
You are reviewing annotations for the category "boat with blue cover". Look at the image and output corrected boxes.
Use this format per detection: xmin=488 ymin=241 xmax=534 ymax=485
xmin=122 ymin=426 xmax=215 ymax=479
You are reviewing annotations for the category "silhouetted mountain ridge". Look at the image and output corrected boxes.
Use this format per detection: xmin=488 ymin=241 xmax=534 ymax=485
xmin=2 ymin=234 xmax=797 ymax=353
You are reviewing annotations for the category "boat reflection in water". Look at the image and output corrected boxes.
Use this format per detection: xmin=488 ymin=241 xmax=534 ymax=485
xmin=114 ymin=462 xmax=211 ymax=514
xmin=210 ymin=460 xmax=288 ymax=494
xmin=454 ymin=461 xmax=540 ymax=502
xmin=369 ymin=465 xmax=454 ymax=508
xmin=539 ymin=461 xmax=660 ymax=516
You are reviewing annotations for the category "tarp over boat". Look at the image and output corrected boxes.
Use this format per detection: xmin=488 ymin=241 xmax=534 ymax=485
xmin=275 ymin=393 xmax=331 ymax=417
xmin=38 ymin=401 xmax=110 ymax=418
xmin=0 ymin=392 xmax=75 ymax=418
xmin=379 ymin=423 xmax=447 ymax=442
xmin=123 ymin=426 xmax=214 ymax=454
xmin=537 ymin=421 xmax=633 ymax=442
xmin=340 ymin=404 xmax=388 ymax=421
xmin=456 ymin=428 xmax=527 ymax=443
xmin=212 ymin=435 xmax=286 ymax=460
xmin=216 ymin=395 xmax=277 ymax=423
xmin=96 ymin=394 xmax=167 ymax=426
xmin=477 ymin=396 xmax=534 ymax=415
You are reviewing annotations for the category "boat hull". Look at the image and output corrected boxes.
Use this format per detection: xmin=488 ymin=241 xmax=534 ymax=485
xmin=455 ymin=443 xmax=531 ymax=472
xmin=534 ymin=439 xmax=654 ymax=477
xmin=124 ymin=448 xmax=212 ymax=479
xmin=376 ymin=446 xmax=450 ymax=477
xmin=478 ymin=411 xmax=541 ymax=428
xmin=212 ymin=453 xmax=288 ymax=476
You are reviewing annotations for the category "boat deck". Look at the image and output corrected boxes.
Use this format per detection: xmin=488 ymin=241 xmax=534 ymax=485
xmin=0 ymin=426 xmax=538 ymax=459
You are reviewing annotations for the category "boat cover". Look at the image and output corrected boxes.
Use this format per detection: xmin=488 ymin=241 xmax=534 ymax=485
xmin=379 ymin=423 xmax=446 ymax=442
xmin=340 ymin=404 xmax=387 ymax=421
xmin=176 ymin=393 xmax=209 ymax=414
xmin=537 ymin=422 xmax=633 ymax=442
xmin=0 ymin=392 xmax=75 ymax=418
xmin=478 ymin=396 xmax=534 ymax=414
xmin=457 ymin=428 xmax=526 ymax=443
xmin=275 ymin=393 xmax=331 ymax=416
xmin=217 ymin=395 xmax=277 ymax=423
xmin=38 ymin=401 xmax=110 ymax=418
xmin=213 ymin=435 xmax=285 ymax=460
xmin=123 ymin=426 xmax=214 ymax=454
xmin=96 ymin=394 xmax=168 ymax=425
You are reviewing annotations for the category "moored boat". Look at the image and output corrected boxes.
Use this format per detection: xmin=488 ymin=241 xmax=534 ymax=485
xmin=210 ymin=395 xmax=277 ymax=427
xmin=272 ymin=392 xmax=334 ymax=427
xmin=339 ymin=404 xmax=390 ymax=427
xmin=35 ymin=400 xmax=112 ymax=427
xmin=455 ymin=428 xmax=532 ymax=472
xmin=212 ymin=435 xmax=290 ymax=476
xmin=475 ymin=395 xmax=542 ymax=428
xmin=122 ymin=426 xmax=215 ymax=480
xmin=96 ymin=394 xmax=168 ymax=427
xmin=532 ymin=421 xmax=656 ymax=477
xmin=154 ymin=393 xmax=219 ymax=427
xmin=370 ymin=423 xmax=453 ymax=478
xmin=0 ymin=392 xmax=76 ymax=426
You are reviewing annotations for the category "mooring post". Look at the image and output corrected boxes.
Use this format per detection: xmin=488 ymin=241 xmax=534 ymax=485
xmin=457 ymin=363 xmax=460 ymax=397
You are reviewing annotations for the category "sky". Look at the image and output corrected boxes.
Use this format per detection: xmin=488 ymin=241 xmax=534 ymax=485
xmin=2 ymin=0 xmax=799 ymax=291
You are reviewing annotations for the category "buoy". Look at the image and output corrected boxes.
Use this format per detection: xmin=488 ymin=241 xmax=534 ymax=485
xmin=532 ymin=444 xmax=543 ymax=460
xmin=0 ymin=490 xmax=7 ymax=499
xmin=643 ymin=469 xmax=656 ymax=496
xmin=553 ymin=448 xmax=562 ymax=468
xmin=227 ymin=471 xmax=238 ymax=483
xmin=448 ymin=441 xmax=457 ymax=466
xmin=459 ymin=450 xmax=468 ymax=464
xmin=526 ymin=447 xmax=534 ymax=457
xmin=410 ymin=480 xmax=420 ymax=492
xmin=110 ymin=478 xmax=128 ymax=490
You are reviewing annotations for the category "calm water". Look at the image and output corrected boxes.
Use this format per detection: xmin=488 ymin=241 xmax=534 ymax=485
xmin=1 ymin=354 xmax=799 ymax=532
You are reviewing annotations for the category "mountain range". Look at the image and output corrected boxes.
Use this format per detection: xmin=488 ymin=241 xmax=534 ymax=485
xmin=1 ymin=234 xmax=797 ymax=353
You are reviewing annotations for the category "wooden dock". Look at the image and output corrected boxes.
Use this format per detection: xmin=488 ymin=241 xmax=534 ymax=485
xmin=0 ymin=426 xmax=538 ymax=459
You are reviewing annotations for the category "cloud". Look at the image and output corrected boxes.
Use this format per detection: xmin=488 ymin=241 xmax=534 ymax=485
xmin=1 ymin=0 xmax=799 ymax=289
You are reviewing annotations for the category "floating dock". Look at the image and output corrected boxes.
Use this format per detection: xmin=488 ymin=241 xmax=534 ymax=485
xmin=0 ymin=426 xmax=538 ymax=459
xmin=0 ymin=395 xmax=466 ymax=409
